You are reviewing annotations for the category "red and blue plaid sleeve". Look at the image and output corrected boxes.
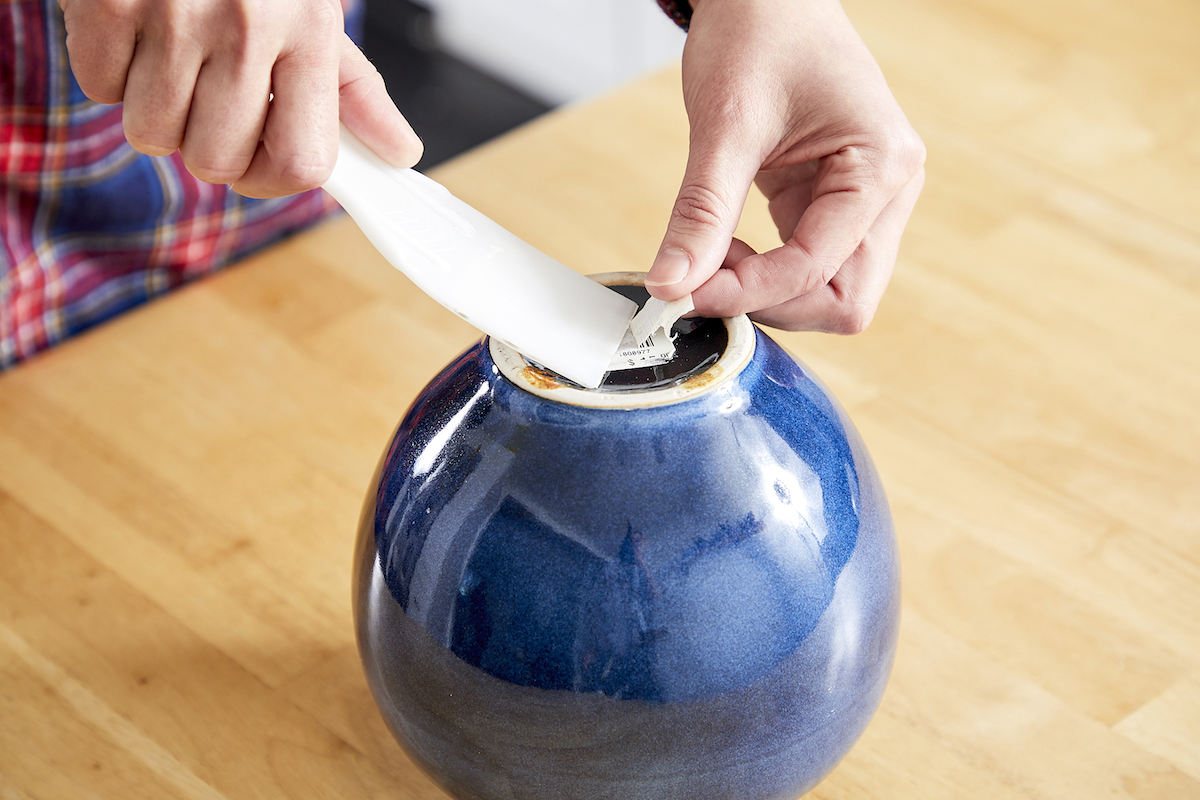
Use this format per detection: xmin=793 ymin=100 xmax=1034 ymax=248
xmin=1 ymin=0 xmax=355 ymax=369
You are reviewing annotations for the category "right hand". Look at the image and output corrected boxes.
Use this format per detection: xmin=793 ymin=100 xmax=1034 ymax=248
xmin=58 ymin=0 xmax=423 ymax=198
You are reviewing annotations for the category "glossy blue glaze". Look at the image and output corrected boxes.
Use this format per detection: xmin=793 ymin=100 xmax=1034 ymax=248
xmin=354 ymin=326 xmax=899 ymax=800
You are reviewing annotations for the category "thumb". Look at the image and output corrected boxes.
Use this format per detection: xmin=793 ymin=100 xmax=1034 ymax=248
xmin=336 ymin=36 xmax=423 ymax=168
xmin=646 ymin=142 xmax=760 ymax=300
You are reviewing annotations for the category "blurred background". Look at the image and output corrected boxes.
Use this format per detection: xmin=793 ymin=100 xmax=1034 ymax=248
xmin=361 ymin=0 xmax=686 ymax=168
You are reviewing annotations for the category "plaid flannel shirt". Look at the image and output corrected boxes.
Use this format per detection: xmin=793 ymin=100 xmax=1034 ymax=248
xmin=0 ymin=0 xmax=354 ymax=369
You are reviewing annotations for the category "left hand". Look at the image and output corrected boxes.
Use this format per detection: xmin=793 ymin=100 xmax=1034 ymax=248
xmin=645 ymin=0 xmax=926 ymax=333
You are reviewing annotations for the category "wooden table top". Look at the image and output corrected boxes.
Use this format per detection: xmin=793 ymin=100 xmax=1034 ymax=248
xmin=2 ymin=0 xmax=1198 ymax=796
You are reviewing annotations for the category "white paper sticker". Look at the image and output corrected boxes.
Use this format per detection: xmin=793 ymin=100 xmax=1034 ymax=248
xmin=629 ymin=295 xmax=695 ymax=346
xmin=606 ymin=325 xmax=676 ymax=371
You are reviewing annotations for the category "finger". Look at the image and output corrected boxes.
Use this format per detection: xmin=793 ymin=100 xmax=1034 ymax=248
xmin=178 ymin=48 xmax=272 ymax=184
xmin=59 ymin=0 xmax=138 ymax=104
xmin=755 ymin=162 xmax=818 ymax=240
xmin=121 ymin=23 xmax=205 ymax=156
xmin=233 ymin=5 xmax=342 ymax=198
xmin=725 ymin=167 xmax=925 ymax=332
xmin=681 ymin=237 xmax=757 ymax=317
xmin=337 ymin=36 xmax=422 ymax=168
xmin=722 ymin=237 xmax=758 ymax=267
xmin=645 ymin=136 xmax=762 ymax=302
xmin=695 ymin=142 xmax=921 ymax=316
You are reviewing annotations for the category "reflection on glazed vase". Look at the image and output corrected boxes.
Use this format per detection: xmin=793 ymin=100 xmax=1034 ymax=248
xmin=353 ymin=275 xmax=900 ymax=800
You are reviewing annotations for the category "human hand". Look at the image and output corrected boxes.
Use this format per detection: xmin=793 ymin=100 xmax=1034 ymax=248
xmin=645 ymin=0 xmax=925 ymax=332
xmin=58 ymin=0 xmax=423 ymax=198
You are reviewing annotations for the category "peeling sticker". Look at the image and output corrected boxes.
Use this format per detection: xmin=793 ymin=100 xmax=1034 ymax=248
xmin=607 ymin=324 xmax=676 ymax=371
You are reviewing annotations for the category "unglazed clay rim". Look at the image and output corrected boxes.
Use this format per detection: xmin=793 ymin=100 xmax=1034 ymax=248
xmin=489 ymin=272 xmax=755 ymax=409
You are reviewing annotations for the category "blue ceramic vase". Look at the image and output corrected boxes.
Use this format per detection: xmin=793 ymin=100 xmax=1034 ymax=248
xmin=353 ymin=276 xmax=900 ymax=800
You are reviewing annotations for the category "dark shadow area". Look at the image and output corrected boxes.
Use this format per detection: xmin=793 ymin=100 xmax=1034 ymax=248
xmin=362 ymin=0 xmax=553 ymax=170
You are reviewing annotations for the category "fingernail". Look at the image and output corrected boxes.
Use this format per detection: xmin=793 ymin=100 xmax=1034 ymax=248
xmin=646 ymin=247 xmax=691 ymax=287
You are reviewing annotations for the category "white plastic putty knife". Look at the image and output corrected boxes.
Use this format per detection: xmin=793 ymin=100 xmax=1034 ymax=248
xmin=324 ymin=126 xmax=638 ymax=388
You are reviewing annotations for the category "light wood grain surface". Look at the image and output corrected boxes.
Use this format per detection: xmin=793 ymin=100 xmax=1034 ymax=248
xmin=2 ymin=0 xmax=1198 ymax=796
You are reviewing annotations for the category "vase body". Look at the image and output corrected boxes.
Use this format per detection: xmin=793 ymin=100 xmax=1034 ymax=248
xmin=353 ymin=298 xmax=900 ymax=800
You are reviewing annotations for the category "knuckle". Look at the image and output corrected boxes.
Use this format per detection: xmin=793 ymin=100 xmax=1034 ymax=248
xmin=212 ymin=1 xmax=256 ymax=53
xmin=671 ymin=183 xmax=728 ymax=231
xmin=736 ymin=264 xmax=771 ymax=304
xmin=783 ymin=251 xmax=839 ymax=298
xmin=707 ymin=98 xmax=743 ymax=134
xmin=147 ymin=0 xmax=205 ymax=49
xmin=832 ymin=125 xmax=927 ymax=197
xmin=297 ymin=0 xmax=344 ymax=44
xmin=890 ymin=127 xmax=927 ymax=179
xmin=278 ymin=152 xmax=334 ymax=192
xmin=830 ymin=302 xmax=875 ymax=335
xmin=820 ymin=145 xmax=888 ymax=201
xmin=310 ymin=0 xmax=343 ymax=30
xmin=339 ymin=67 xmax=386 ymax=104
xmin=814 ymin=261 xmax=841 ymax=292
xmin=789 ymin=269 xmax=825 ymax=298
xmin=692 ymin=86 xmax=754 ymax=139
xmin=869 ymin=126 xmax=927 ymax=189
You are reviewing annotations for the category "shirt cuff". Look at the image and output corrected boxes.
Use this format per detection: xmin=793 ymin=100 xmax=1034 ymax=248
xmin=656 ymin=0 xmax=694 ymax=31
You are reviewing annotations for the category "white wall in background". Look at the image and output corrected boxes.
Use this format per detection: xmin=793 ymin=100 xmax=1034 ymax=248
xmin=424 ymin=0 xmax=686 ymax=105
